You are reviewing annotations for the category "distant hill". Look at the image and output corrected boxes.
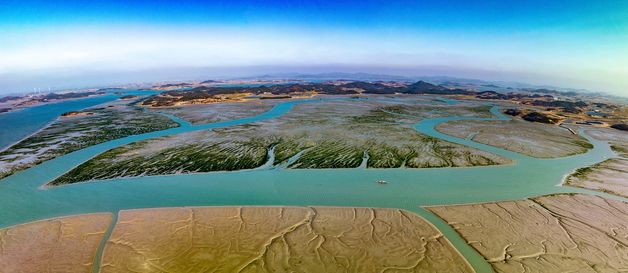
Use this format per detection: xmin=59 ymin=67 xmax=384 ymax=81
xmin=142 ymin=80 xmax=469 ymax=107
xmin=406 ymin=81 xmax=471 ymax=95
xmin=233 ymin=72 xmax=595 ymax=96
xmin=0 ymin=95 xmax=22 ymax=103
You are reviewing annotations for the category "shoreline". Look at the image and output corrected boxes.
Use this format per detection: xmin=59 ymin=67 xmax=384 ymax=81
xmin=0 ymin=93 xmax=118 ymax=152
xmin=0 ymin=93 xmax=110 ymax=115
xmin=0 ymin=95 xmax=122 ymax=153
xmin=2 ymin=206 xmax=476 ymax=273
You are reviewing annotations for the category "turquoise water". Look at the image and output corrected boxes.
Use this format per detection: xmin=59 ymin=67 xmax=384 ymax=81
xmin=0 ymin=90 xmax=158 ymax=150
xmin=0 ymin=97 xmax=621 ymax=272
xmin=0 ymin=95 xmax=118 ymax=149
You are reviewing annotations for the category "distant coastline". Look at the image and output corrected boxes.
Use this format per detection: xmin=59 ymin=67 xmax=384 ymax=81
xmin=0 ymin=91 xmax=107 ymax=115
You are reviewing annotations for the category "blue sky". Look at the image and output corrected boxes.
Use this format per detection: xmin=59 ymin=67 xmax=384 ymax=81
xmin=1 ymin=0 xmax=627 ymax=95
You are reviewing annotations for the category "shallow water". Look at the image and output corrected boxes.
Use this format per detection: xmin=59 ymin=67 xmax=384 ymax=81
xmin=0 ymin=90 xmax=158 ymax=150
xmin=0 ymin=96 xmax=621 ymax=273
xmin=0 ymin=95 xmax=118 ymax=150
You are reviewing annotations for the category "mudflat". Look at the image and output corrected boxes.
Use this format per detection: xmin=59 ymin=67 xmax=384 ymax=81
xmin=428 ymin=194 xmax=628 ymax=273
xmin=564 ymin=127 xmax=628 ymax=196
xmin=51 ymin=99 xmax=509 ymax=185
xmin=0 ymin=98 xmax=178 ymax=179
xmin=566 ymin=158 xmax=628 ymax=197
xmin=100 ymin=206 xmax=473 ymax=273
xmin=585 ymin=128 xmax=628 ymax=157
xmin=0 ymin=213 xmax=112 ymax=273
xmin=154 ymin=99 xmax=282 ymax=125
xmin=436 ymin=118 xmax=592 ymax=158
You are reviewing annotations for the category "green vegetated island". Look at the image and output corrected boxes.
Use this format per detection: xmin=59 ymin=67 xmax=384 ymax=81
xmin=0 ymin=97 xmax=179 ymax=178
xmin=52 ymin=99 xmax=511 ymax=185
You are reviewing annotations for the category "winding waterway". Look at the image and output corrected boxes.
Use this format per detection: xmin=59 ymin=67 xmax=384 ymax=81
xmin=0 ymin=90 xmax=158 ymax=150
xmin=0 ymin=96 xmax=622 ymax=273
xmin=0 ymin=95 xmax=119 ymax=150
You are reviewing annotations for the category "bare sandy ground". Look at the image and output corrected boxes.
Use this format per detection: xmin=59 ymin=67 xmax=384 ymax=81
xmin=586 ymin=127 xmax=628 ymax=144
xmin=566 ymin=158 xmax=628 ymax=197
xmin=564 ymin=127 xmax=628 ymax=197
xmin=428 ymin=194 xmax=628 ymax=273
xmin=100 ymin=206 xmax=473 ymax=273
xmin=585 ymin=127 xmax=628 ymax=156
xmin=436 ymin=118 xmax=592 ymax=158
xmin=156 ymin=99 xmax=283 ymax=125
xmin=0 ymin=213 xmax=112 ymax=273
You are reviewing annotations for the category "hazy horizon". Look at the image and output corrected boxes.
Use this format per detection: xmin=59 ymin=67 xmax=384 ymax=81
xmin=1 ymin=1 xmax=627 ymax=96
xmin=0 ymin=67 xmax=611 ymax=96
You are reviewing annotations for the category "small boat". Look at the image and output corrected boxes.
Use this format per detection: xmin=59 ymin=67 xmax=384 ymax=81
xmin=377 ymin=180 xmax=388 ymax=184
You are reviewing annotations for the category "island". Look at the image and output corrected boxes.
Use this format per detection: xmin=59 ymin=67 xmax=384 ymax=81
xmin=50 ymin=98 xmax=510 ymax=185
xmin=0 ymin=91 xmax=107 ymax=114
xmin=0 ymin=98 xmax=179 ymax=179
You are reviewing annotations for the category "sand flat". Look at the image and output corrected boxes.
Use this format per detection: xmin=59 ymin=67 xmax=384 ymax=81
xmin=156 ymin=99 xmax=282 ymax=125
xmin=428 ymin=194 xmax=628 ymax=273
xmin=566 ymin=158 xmax=628 ymax=197
xmin=436 ymin=119 xmax=592 ymax=158
xmin=100 ymin=206 xmax=473 ymax=273
xmin=586 ymin=128 xmax=628 ymax=156
xmin=0 ymin=213 xmax=112 ymax=273
xmin=586 ymin=128 xmax=628 ymax=144
xmin=564 ymin=127 xmax=628 ymax=197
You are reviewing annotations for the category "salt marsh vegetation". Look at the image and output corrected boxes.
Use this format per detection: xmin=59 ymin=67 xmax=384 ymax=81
xmin=0 ymin=99 xmax=179 ymax=179
xmin=51 ymin=99 xmax=509 ymax=185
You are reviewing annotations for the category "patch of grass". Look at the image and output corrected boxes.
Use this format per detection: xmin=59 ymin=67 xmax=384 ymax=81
xmin=611 ymin=144 xmax=628 ymax=156
xmin=366 ymin=141 xmax=408 ymax=168
xmin=349 ymin=109 xmax=398 ymax=124
xmin=468 ymin=105 xmax=493 ymax=116
xmin=273 ymin=137 xmax=315 ymax=164
xmin=51 ymin=138 xmax=272 ymax=185
xmin=573 ymin=139 xmax=594 ymax=149
xmin=290 ymin=140 xmax=364 ymax=168
xmin=570 ymin=166 xmax=593 ymax=179
xmin=0 ymin=104 xmax=179 ymax=179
